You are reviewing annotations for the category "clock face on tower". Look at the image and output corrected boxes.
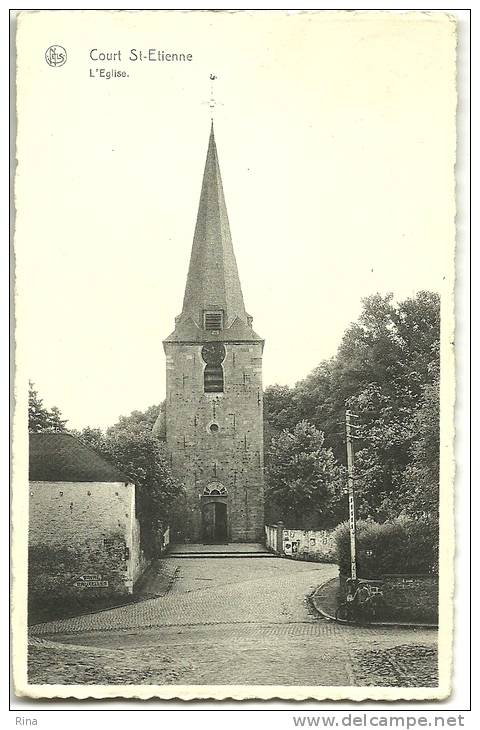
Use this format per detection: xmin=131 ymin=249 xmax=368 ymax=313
xmin=201 ymin=343 xmax=226 ymax=366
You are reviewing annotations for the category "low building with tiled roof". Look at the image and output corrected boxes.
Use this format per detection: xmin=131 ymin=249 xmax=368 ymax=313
xmin=29 ymin=432 xmax=146 ymax=595
xmin=29 ymin=432 xmax=130 ymax=483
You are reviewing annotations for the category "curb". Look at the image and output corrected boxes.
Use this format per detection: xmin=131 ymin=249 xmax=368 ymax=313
xmin=167 ymin=553 xmax=277 ymax=559
xmin=311 ymin=578 xmax=438 ymax=630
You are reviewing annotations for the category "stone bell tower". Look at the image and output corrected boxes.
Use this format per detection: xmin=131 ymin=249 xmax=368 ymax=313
xmin=162 ymin=123 xmax=265 ymax=543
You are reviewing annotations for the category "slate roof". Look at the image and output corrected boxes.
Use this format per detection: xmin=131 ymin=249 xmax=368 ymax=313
xmin=167 ymin=123 xmax=262 ymax=344
xmin=29 ymin=432 xmax=130 ymax=483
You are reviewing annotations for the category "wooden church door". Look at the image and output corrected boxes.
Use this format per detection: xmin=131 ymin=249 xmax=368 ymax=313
xmin=202 ymin=502 xmax=215 ymax=542
xmin=214 ymin=502 xmax=227 ymax=542
xmin=202 ymin=501 xmax=228 ymax=543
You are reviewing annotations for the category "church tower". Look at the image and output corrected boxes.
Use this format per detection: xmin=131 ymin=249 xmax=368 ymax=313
xmin=162 ymin=124 xmax=265 ymax=543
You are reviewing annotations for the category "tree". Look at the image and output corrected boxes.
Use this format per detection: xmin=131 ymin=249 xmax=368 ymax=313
xmin=106 ymin=429 xmax=179 ymax=547
xmin=28 ymin=381 xmax=68 ymax=433
xmin=265 ymin=420 xmax=345 ymax=528
xmin=264 ymin=362 xmax=337 ymax=454
xmin=264 ymin=384 xmax=302 ymax=437
xmin=263 ymin=291 xmax=440 ymax=521
xmin=342 ymin=293 xmax=440 ymax=519
xmin=399 ymin=362 xmax=440 ymax=518
xmin=107 ymin=403 xmax=163 ymax=437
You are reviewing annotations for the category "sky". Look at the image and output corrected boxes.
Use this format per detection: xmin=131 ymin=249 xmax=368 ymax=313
xmin=15 ymin=10 xmax=456 ymax=430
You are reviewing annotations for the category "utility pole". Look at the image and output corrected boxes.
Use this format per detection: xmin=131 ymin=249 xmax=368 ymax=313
xmin=345 ymin=409 xmax=358 ymax=581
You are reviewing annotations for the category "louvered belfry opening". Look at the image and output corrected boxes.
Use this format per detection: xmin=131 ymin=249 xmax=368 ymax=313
xmin=204 ymin=311 xmax=223 ymax=331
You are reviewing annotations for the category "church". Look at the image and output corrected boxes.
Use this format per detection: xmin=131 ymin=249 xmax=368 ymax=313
xmin=158 ymin=123 xmax=265 ymax=544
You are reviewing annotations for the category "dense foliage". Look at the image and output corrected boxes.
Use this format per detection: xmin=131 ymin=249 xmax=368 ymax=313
xmin=334 ymin=517 xmax=439 ymax=578
xmin=264 ymin=291 xmax=440 ymax=523
xmin=265 ymin=421 xmax=345 ymax=528
xmin=107 ymin=403 xmax=162 ymax=435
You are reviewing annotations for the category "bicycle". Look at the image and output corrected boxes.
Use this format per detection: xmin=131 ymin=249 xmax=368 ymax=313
xmin=335 ymin=579 xmax=385 ymax=622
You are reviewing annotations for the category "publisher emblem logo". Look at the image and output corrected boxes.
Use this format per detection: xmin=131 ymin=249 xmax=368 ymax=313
xmin=45 ymin=45 xmax=67 ymax=67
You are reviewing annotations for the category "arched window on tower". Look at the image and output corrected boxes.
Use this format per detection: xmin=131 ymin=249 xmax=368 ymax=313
xmin=201 ymin=343 xmax=226 ymax=394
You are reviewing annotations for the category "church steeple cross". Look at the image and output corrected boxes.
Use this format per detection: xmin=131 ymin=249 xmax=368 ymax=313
xmin=209 ymin=74 xmax=217 ymax=118
xmin=203 ymin=74 xmax=222 ymax=122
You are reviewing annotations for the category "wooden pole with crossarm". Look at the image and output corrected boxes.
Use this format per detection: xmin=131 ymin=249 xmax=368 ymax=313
xmin=345 ymin=409 xmax=358 ymax=581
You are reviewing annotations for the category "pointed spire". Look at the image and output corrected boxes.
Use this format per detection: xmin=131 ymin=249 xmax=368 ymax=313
xmin=180 ymin=124 xmax=247 ymax=328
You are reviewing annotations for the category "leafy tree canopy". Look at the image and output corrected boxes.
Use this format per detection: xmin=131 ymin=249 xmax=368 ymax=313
xmin=265 ymin=420 xmax=345 ymax=529
xmin=264 ymin=291 xmax=440 ymax=521
xmin=107 ymin=403 xmax=163 ymax=437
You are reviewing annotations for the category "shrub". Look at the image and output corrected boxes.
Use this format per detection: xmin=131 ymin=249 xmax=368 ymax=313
xmin=334 ymin=516 xmax=438 ymax=578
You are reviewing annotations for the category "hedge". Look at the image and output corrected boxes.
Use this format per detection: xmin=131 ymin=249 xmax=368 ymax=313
xmin=334 ymin=516 xmax=439 ymax=578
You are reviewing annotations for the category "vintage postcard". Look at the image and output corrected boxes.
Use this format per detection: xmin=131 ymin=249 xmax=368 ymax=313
xmin=12 ymin=9 xmax=457 ymax=701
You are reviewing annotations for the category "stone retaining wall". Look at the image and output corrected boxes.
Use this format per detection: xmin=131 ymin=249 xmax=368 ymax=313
xmin=382 ymin=574 xmax=438 ymax=622
xmin=339 ymin=572 xmax=438 ymax=622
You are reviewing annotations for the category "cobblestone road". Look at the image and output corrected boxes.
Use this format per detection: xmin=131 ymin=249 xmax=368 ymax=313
xmin=28 ymin=557 xmax=438 ymax=687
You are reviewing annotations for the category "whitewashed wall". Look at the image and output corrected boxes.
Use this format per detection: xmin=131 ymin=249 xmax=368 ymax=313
xmin=264 ymin=524 xmax=278 ymax=553
xmin=29 ymin=480 xmax=148 ymax=593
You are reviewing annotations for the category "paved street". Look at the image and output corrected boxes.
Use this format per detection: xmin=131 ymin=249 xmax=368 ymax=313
xmin=28 ymin=556 xmax=438 ymax=686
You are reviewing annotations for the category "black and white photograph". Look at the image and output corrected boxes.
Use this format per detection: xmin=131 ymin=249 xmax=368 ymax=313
xmin=11 ymin=8 xmax=461 ymax=704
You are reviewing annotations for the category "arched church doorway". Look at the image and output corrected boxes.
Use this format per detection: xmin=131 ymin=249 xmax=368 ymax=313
xmin=201 ymin=484 xmax=228 ymax=543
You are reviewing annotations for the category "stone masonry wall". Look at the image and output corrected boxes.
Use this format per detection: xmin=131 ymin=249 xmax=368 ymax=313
xmin=165 ymin=341 xmax=264 ymax=542
xmin=382 ymin=574 xmax=439 ymax=622
xmin=29 ymin=480 xmax=140 ymax=593
xmin=337 ymin=573 xmax=438 ymax=622
xmin=282 ymin=528 xmax=337 ymax=562
xmin=265 ymin=525 xmax=337 ymax=562
xmin=131 ymin=515 xmax=148 ymax=585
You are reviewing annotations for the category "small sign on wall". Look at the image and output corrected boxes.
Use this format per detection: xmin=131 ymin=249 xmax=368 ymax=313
xmin=396 ymin=578 xmax=415 ymax=590
xmin=284 ymin=540 xmax=299 ymax=556
xmin=74 ymin=575 xmax=109 ymax=588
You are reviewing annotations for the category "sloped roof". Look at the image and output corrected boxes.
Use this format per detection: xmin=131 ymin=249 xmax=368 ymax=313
xmin=29 ymin=432 xmax=130 ymax=483
xmin=181 ymin=123 xmax=247 ymax=329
